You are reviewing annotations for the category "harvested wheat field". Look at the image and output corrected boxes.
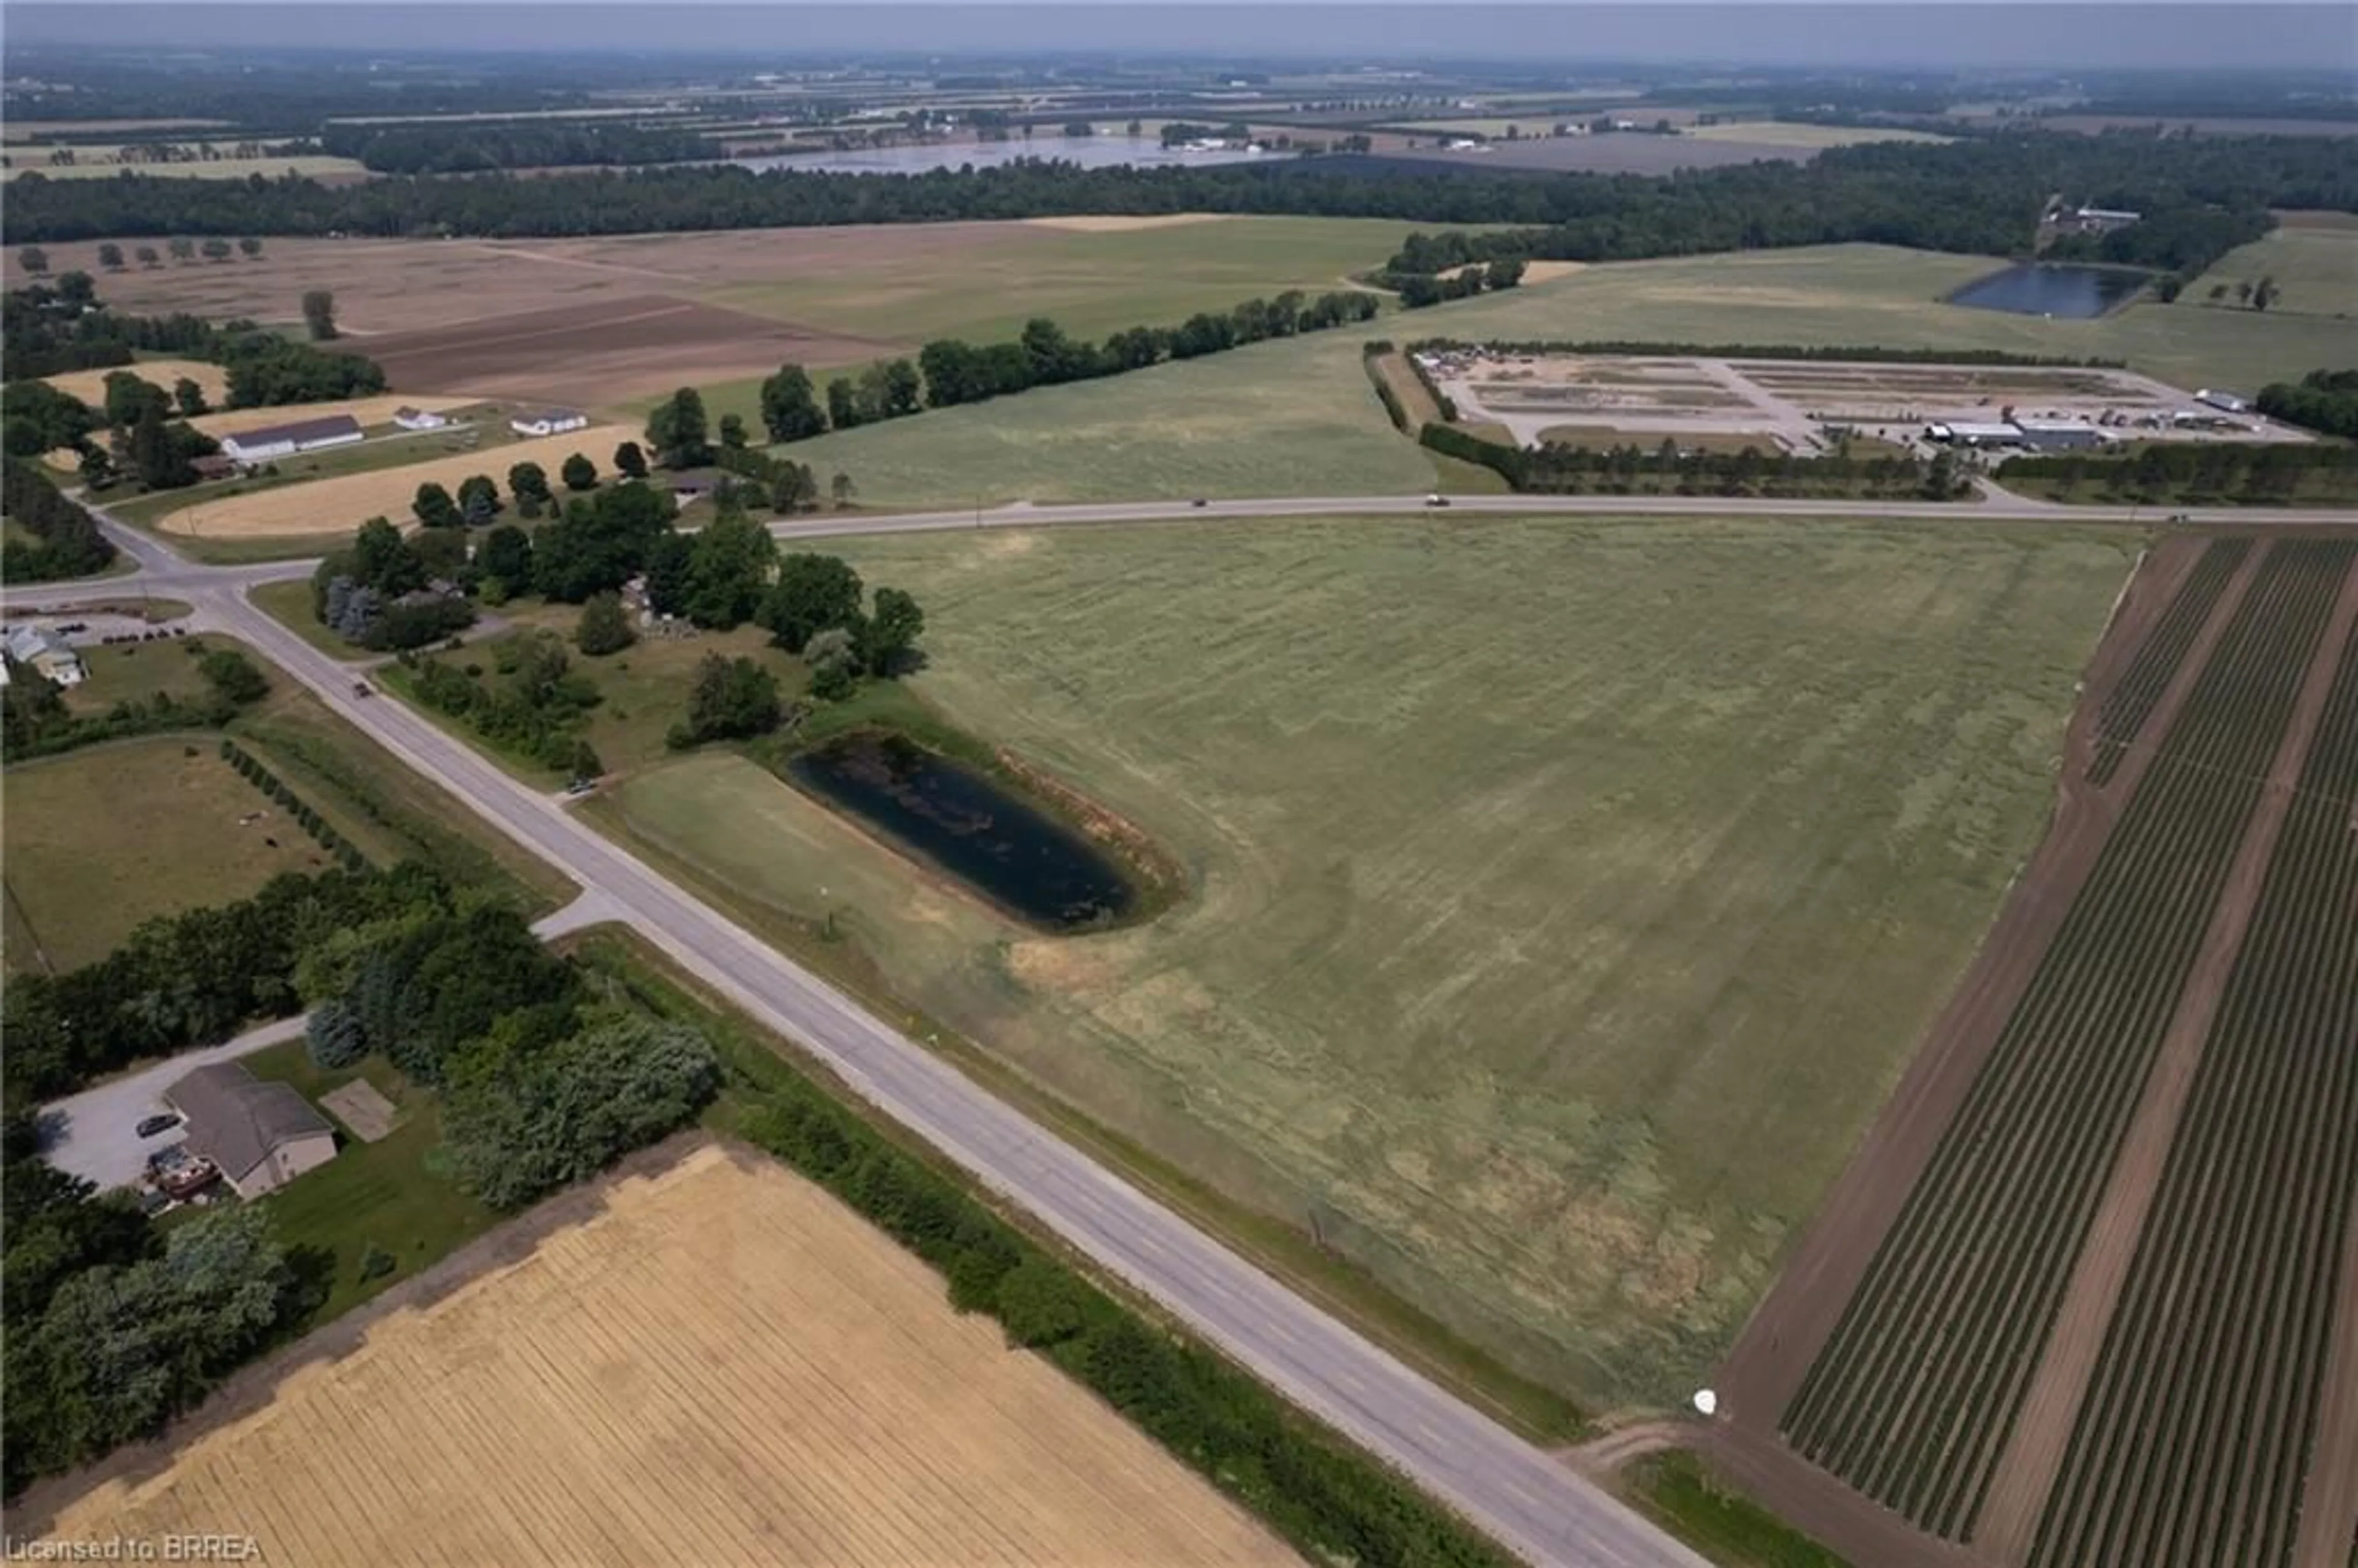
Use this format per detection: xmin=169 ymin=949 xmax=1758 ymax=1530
xmin=158 ymin=430 xmax=607 ymax=537
xmin=39 ymin=358 xmax=228 ymax=405
xmin=42 ymin=1144 xmax=1293 ymax=1567
xmin=1024 ymin=212 xmax=1231 ymax=232
xmin=188 ymin=393 xmax=482 ymax=440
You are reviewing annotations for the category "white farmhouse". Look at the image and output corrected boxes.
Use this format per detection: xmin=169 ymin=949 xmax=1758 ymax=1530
xmin=392 ymin=406 xmax=451 ymax=431
xmin=509 ymin=408 xmax=590 ymax=438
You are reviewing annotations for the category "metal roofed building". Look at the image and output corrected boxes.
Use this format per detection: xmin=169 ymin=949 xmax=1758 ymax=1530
xmin=219 ymin=413 xmax=365 ymax=465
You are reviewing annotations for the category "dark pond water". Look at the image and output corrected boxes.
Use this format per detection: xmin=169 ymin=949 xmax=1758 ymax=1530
xmin=787 ymin=732 xmax=1136 ymax=931
xmin=734 ymin=135 xmax=1268 ymax=177
xmin=1947 ymin=263 xmax=2148 ymax=318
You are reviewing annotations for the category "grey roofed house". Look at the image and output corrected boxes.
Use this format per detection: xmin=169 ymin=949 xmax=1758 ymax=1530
xmin=163 ymin=1062 xmax=338 ymax=1197
xmin=220 ymin=413 xmax=364 ymax=449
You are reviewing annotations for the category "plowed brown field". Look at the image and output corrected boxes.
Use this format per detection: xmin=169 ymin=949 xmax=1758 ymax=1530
xmin=41 ymin=1144 xmax=1293 ymax=1567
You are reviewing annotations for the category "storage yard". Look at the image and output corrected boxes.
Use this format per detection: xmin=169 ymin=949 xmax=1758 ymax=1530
xmin=1416 ymin=347 xmax=2319 ymax=454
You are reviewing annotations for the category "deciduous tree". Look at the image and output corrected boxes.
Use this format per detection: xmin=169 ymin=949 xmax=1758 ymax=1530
xmin=758 ymin=362 xmax=826 ymax=443
xmin=757 ymin=552 xmax=863 ymax=653
xmin=613 ymin=440 xmax=648 ymax=479
xmin=300 ymin=289 xmax=338 ymax=341
xmin=644 ymin=387 xmax=710 ymax=468
xmin=559 ymin=452 xmax=597 ymax=491
xmin=411 ymin=481 xmax=462 ymax=529
xmin=575 ymin=591 xmax=636 ymax=656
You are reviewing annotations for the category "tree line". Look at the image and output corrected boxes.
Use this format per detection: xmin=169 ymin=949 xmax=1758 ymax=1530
xmin=2256 ymin=370 xmax=2358 ymax=440
xmin=219 ymin=739 xmax=370 ymax=871
xmin=1419 ymin=422 xmax=1971 ymax=501
xmin=0 ymin=457 xmax=117 ymax=581
xmin=1998 ymin=440 xmax=2358 ymax=503
xmin=316 ymin=120 xmax=723 ymax=176
xmin=1376 ymin=131 xmax=2351 ymax=279
xmin=10 ymin=129 xmax=2346 ymax=254
xmin=1404 ymin=335 xmax=2129 ymax=368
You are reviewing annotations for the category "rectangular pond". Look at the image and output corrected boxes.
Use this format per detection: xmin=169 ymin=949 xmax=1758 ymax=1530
xmin=785 ymin=731 xmax=1137 ymax=931
xmin=1946 ymin=263 xmax=2149 ymax=319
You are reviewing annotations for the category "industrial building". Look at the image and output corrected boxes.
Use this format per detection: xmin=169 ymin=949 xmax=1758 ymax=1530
xmin=219 ymin=413 xmax=365 ymax=465
xmin=2195 ymin=389 xmax=2251 ymax=414
xmin=1924 ymin=418 xmax=2109 ymax=451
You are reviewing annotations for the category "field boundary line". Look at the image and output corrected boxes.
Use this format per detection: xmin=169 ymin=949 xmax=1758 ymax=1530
xmin=1971 ymin=564 xmax=2358 ymax=1564
xmin=1711 ymin=538 xmax=2263 ymax=1430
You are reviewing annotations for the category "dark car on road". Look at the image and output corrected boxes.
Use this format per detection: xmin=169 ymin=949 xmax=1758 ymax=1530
xmin=135 ymin=1112 xmax=182 ymax=1139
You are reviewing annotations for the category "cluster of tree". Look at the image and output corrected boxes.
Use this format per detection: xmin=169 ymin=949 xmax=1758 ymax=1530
xmin=317 ymin=121 xmax=722 ymax=176
xmin=671 ymin=653 xmax=785 ymax=748
xmin=757 ymin=553 xmax=927 ymax=689
xmin=1 ymin=274 xmax=216 ymax=379
xmin=2 ymin=638 xmax=273 ymax=762
xmin=1405 ymin=336 xmax=2127 ymax=369
xmin=909 ymin=294 xmax=1380 ymax=414
xmin=2256 ymin=369 xmax=2358 ymax=440
xmin=1997 ymin=440 xmax=2358 ymax=503
xmin=731 ymin=1047 xmax=1512 ymax=1568
xmin=524 ymin=477 xmax=677 ymax=601
xmin=1392 ymin=258 xmax=1525 ymax=308
xmin=404 ymin=634 xmax=604 ymax=777
xmin=1419 ymin=422 xmax=1968 ymax=500
xmin=1 ymin=862 xmax=447 ymax=1100
xmin=219 ymin=739 xmax=368 ymax=870
xmin=301 ymin=910 xmax=718 ymax=1211
xmin=221 ymin=333 xmax=383 ymax=405
xmin=0 ymin=457 xmax=117 ymax=581
xmin=75 ymin=372 xmax=223 ymax=492
xmin=21 ymin=124 xmax=2340 ymax=255
xmin=309 ymin=518 xmax=480 ymax=651
xmin=1158 ymin=120 xmax=1254 ymax=146
xmin=2 ymin=1177 xmax=305 ymax=1500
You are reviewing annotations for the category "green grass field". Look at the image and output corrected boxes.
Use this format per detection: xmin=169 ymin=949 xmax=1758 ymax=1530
xmin=3 ymin=735 xmax=340 ymax=972
xmin=2181 ymin=219 xmax=2357 ymax=323
xmin=60 ymin=633 xmax=220 ymax=715
xmin=763 ymin=243 xmax=2352 ymax=508
xmin=674 ymin=214 xmax=1433 ymax=431
xmin=1621 ymin=1451 xmax=1853 ymax=1567
xmin=594 ymin=512 xmax=2136 ymax=1406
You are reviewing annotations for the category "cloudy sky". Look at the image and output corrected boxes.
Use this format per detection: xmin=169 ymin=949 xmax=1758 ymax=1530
xmin=4 ymin=2 xmax=2352 ymax=70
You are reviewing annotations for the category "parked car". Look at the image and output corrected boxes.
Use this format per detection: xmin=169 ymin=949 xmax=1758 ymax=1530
xmin=565 ymin=777 xmax=597 ymax=797
xmin=135 ymin=1112 xmax=182 ymax=1139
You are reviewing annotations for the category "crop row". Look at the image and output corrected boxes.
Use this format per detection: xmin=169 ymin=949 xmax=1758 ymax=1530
xmin=2031 ymin=565 xmax=2358 ymax=1568
xmin=2086 ymin=538 xmax=2251 ymax=787
xmin=1779 ymin=540 xmax=2352 ymax=1540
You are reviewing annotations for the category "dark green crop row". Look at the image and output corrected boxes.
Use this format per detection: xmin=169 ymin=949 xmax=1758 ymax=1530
xmin=2031 ymin=577 xmax=2358 ymax=1568
xmin=2086 ymin=538 xmax=2249 ymax=788
xmin=1780 ymin=540 xmax=2356 ymax=1542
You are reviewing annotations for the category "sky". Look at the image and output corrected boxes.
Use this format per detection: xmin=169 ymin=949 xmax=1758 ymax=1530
xmin=2 ymin=2 xmax=2353 ymax=71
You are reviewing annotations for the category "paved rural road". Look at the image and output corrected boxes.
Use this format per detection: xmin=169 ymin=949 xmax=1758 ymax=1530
xmin=22 ymin=511 xmax=1714 ymax=1568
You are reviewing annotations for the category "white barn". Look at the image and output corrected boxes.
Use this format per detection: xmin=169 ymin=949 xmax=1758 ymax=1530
xmin=219 ymin=414 xmax=364 ymax=464
xmin=510 ymin=408 xmax=589 ymax=438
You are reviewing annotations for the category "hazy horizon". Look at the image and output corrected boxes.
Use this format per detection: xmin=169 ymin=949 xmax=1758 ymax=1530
xmin=4 ymin=3 xmax=2354 ymax=73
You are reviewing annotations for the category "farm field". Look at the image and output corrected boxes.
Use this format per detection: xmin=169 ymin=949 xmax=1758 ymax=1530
xmin=1723 ymin=534 xmax=2358 ymax=1566
xmin=184 ymin=393 xmax=481 ymax=440
xmin=2 ymin=734 xmax=340 ymax=974
xmin=2181 ymin=218 xmax=2358 ymax=321
xmin=34 ymin=1144 xmax=1291 ymax=1568
xmin=598 ymin=513 xmax=2138 ymax=1405
xmin=0 ymin=152 xmax=367 ymax=182
xmin=153 ymin=429 xmax=608 ymax=538
xmin=37 ymin=358 xmax=230 ymax=406
xmin=1683 ymin=121 xmax=1953 ymax=148
xmin=777 ymin=244 xmax=2351 ymax=505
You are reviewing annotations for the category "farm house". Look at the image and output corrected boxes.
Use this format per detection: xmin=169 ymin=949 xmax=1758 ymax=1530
xmin=509 ymin=408 xmax=589 ymax=437
xmin=392 ymin=406 xmax=451 ymax=430
xmin=219 ymin=413 xmax=364 ymax=464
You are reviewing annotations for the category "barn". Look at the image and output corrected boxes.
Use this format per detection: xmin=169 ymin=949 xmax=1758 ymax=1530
xmin=219 ymin=413 xmax=365 ymax=465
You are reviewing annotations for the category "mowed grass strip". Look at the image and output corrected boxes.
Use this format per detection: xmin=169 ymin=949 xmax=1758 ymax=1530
xmin=44 ymin=1145 xmax=1293 ymax=1567
xmin=2 ymin=735 xmax=343 ymax=972
xmin=610 ymin=514 xmax=2134 ymax=1405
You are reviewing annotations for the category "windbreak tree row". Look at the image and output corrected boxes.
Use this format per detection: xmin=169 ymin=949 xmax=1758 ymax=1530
xmin=1779 ymin=540 xmax=2356 ymax=1541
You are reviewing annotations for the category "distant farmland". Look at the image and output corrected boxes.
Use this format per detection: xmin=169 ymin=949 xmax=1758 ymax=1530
xmin=1719 ymin=535 xmax=2358 ymax=1568
xmin=36 ymin=1144 xmax=1291 ymax=1567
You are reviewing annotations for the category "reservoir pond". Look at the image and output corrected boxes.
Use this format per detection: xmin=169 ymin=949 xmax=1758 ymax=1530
xmin=787 ymin=732 xmax=1137 ymax=931
xmin=1946 ymin=263 xmax=2147 ymax=319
